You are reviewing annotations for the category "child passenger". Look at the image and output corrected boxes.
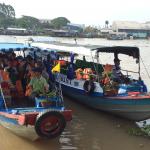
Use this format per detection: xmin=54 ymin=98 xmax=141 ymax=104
xmin=26 ymin=67 xmax=49 ymax=99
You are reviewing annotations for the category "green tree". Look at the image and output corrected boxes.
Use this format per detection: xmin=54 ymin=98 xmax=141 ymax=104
xmin=16 ymin=16 xmax=41 ymax=29
xmin=0 ymin=17 xmax=15 ymax=28
xmin=0 ymin=3 xmax=15 ymax=18
xmin=51 ymin=17 xmax=70 ymax=29
xmin=0 ymin=3 xmax=15 ymax=28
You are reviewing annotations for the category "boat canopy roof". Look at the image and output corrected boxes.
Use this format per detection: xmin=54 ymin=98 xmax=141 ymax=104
xmin=93 ymin=46 xmax=140 ymax=60
xmin=32 ymin=42 xmax=140 ymax=59
xmin=0 ymin=43 xmax=30 ymax=52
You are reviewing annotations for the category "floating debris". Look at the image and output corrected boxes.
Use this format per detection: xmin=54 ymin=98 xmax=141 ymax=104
xmin=127 ymin=127 xmax=145 ymax=136
xmin=136 ymin=119 xmax=150 ymax=136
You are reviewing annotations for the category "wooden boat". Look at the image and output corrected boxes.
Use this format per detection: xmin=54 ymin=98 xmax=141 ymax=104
xmin=32 ymin=42 xmax=150 ymax=121
xmin=0 ymin=43 xmax=72 ymax=140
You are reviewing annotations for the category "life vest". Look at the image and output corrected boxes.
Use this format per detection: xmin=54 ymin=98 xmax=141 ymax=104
xmin=101 ymin=76 xmax=110 ymax=85
xmin=75 ymin=68 xmax=83 ymax=80
xmin=1 ymin=81 xmax=10 ymax=91
xmin=82 ymin=68 xmax=93 ymax=80
xmin=25 ymin=85 xmax=32 ymax=96
xmin=15 ymin=80 xmax=24 ymax=98
xmin=54 ymin=60 xmax=66 ymax=66
xmin=101 ymin=64 xmax=112 ymax=85
xmin=0 ymin=70 xmax=10 ymax=81
xmin=1 ymin=81 xmax=12 ymax=106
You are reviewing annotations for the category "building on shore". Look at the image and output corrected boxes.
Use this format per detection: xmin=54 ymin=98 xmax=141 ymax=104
xmin=39 ymin=19 xmax=51 ymax=24
xmin=112 ymin=21 xmax=150 ymax=39
xmin=107 ymin=31 xmax=127 ymax=40
xmin=43 ymin=23 xmax=85 ymax=37
xmin=100 ymin=28 xmax=113 ymax=38
xmin=5 ymin=27 xmax=30 ymax=35
xmin=43 ymin=29 xmax=71 ymax=37
xmin=62 ymin=23 xmax=85 ymax=36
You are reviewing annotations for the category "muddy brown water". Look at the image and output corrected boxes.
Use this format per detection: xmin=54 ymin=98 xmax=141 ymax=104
xmin=1 ymin=97 xmax=150 ymax=150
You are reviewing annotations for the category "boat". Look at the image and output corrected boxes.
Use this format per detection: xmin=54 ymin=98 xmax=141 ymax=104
xmin=107 ymin=32 xmax=126 ymax=40
xmin=0 ymin=43 xmax=72 ymax=140
xmin=31 ymin=42 xmax=150 ymax=121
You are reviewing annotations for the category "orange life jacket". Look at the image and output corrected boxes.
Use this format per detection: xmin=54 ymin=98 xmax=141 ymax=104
xmin=75 ymin=68 xmax=83 ymax=80
xmin=101 ymin=76 xmax=110 ymax=85
xmin=25 ymin=85 xmax=32 ymax=96
xmin=54 ymin=60 xmax=66 ymax=66
xmin=0 ymin=70 xmax=10 ymax=81
xmin=82 ymin=68 xmax=93 ymax=80
xmin=1 ymin=81 xmax=11 ymax=96
xmin=15 ymin=80 xmax=24 ymax=98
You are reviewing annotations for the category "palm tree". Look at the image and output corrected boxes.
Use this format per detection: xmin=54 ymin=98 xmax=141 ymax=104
xmin=105 ymin=20 xmax=109 ymax=28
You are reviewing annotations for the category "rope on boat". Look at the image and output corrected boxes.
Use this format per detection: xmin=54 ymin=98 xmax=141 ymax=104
xmin=140 ymin=57 xmax=150 ymax=80
xmin=90 ymin=51 xmax=100 ymax=82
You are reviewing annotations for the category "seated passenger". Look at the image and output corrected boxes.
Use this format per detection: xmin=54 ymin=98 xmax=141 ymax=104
xmin=4 ymin=60 xmax=18 ymax=85
xmin=75 ymin=68 xmax=83 ymax=80
xmin=101 ymin=64 xmax=113 ymax=85
xmin=82 ymin=68 xmax=93 ymax=80
xmin=26 ymin=67 xmax=49 ymax=99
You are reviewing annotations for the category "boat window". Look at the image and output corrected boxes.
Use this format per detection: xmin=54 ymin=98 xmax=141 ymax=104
xmin=74 ymin=81 xmax=79 ymax=86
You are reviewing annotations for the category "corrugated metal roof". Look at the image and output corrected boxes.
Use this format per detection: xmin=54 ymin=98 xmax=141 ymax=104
xmin=7 ymin=27 xmax=27 ymax=31
xmin=112 ymin=21 xmax=150 ymax=30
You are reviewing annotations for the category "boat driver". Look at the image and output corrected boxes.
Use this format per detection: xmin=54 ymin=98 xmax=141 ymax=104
xmin=111 ymin=58 xmax=124 ymax=83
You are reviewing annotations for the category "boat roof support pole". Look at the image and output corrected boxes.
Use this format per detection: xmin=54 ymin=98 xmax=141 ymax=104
xmin=114 ymin=52 xmax=118 ymax=59
xmin=138 ymin=58 xmax=141 ymax=80
xmin=0 ymin=83 xmax=8 ymax=111
xmin=90 ymin=51 xmax=98 ymax=81
xmin=95 ymin=51 xmax=100 ymax=82
xmin=140 ymin=57 xmax=150 ymax=80
xmin=23 ymin=49 xmax=25 ymax=58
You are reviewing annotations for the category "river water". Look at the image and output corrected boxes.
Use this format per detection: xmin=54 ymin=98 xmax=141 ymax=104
xmin=1 ymin=35 xmax=150 ymax=150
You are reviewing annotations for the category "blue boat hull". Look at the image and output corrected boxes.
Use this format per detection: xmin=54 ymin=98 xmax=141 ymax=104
xmin=61 ymin=83 xmax=150 ymax=121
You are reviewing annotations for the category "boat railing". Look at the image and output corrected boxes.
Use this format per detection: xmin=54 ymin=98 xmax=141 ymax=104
xmin=121 ymin=69 xmax=139 ymax=77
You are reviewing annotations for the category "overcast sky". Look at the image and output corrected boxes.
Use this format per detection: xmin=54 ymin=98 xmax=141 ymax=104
xmin=0 ymin=0 xmax=150 ymax=26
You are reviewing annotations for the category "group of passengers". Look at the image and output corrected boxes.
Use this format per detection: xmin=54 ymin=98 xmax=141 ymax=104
xmin=0 ymin=51 xmax=57 ymax=106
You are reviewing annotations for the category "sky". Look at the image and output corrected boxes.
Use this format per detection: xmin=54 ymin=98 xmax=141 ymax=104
xmin=0 ymin=0 xmax=150 ymax=27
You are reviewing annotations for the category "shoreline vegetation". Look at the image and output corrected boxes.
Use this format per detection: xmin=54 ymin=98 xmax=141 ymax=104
xmin=0 ymin=3 xmax=102 ymax=38
xmin=1 ymin=3 xmax=150 ymax=39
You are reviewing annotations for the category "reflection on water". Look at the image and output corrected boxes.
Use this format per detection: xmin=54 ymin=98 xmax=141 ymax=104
xmin=59 ymin=131 xmax=78 ymax=150
xmin=1 ymin=36 xmax=150 ymax=150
